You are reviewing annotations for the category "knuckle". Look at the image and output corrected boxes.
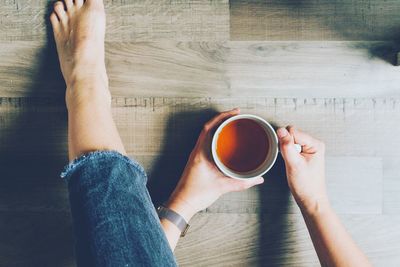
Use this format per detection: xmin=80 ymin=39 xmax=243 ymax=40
xmin=192 ymin=154 xmax=203 ymax=164
xmin=287 ymin=125 xmax=295 ymax=133
xmin=280 ymin=140 xmax=289 ymax=147
xmin=203 ymin=123 xmax=210 ymax=131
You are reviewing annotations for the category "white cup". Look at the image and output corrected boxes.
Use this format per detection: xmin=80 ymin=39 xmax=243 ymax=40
xmin=211 ymin=114 xmax=279 ymax=180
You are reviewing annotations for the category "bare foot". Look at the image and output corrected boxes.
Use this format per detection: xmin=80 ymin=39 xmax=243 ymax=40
xmin=50 ymin=0 xmax=109 ymax=107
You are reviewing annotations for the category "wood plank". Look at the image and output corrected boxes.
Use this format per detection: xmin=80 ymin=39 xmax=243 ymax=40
xmin=383 ymin=157 xmax=400 ymax=214
xmin=230 ymin=0 xmax=400 ymax=41
xmin=1 ymin=41 xmax=400 ymax=98
xmin=1 ymin=96 xmax=398 ymax=157
xmin=4 ymin=0 xmax=400 ymax=42
xmin=0 ymin=0 xmax=229 ymax=42
xmin=226 ymin=42 xmax=400 ymax=96
xmin=175 ymin=213 xmax=400 ymax=267
xmin=113 ymin=97 xmax=400 ymax=157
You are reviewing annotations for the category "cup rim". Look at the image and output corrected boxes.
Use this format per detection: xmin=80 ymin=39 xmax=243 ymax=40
xmin=211 ymin=114 xmax=279 ymax=180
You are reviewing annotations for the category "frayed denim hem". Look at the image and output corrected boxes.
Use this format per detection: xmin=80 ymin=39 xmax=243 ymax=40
xmin=60 ymin=150 xmax=146 ymax=181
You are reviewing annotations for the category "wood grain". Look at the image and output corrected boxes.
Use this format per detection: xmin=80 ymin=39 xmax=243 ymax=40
xmin=230 ymin=0 xmax=400 ymax=41
xmin=4 ymin=0 xmax=400 ymax=42
xmin=0 ymin=0 xmax=229 ymax=42
xmin=1 ymin=41 xmax=400 ymax=98
xmin=175 ymin=213 xmax=400 ymax=267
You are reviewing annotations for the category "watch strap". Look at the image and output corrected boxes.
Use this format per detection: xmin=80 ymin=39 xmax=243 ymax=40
xmin=157 ymin=205 xmax=190 ymax=237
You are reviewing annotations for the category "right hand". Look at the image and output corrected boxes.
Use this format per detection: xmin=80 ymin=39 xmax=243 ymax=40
xmin=276 ymin=126 xmax=330 ymax=214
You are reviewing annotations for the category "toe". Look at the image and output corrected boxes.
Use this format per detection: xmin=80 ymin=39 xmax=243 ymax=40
xmin=50 ymin=12 xmax=60 ymax=30
xmin=64 ymin=0 xmax=74 ymax=10
xmin=74 ymin=0 xmax=83 ymax=8
xmin=86 ymin=0 xmax=104 ymax=9
xmin=54 ymin=1 xmax=67 ymax=22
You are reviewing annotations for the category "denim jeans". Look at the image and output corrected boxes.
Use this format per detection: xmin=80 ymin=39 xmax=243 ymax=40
xmin=61 ymin=151 xmax=177 ymax=267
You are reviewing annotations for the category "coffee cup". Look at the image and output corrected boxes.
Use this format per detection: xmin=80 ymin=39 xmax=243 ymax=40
xmin=211 ymin=114 xmax=279 ymax=180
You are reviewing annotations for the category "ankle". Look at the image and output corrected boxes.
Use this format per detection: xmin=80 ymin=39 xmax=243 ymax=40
xmin=67 ymin=74 xmax=108 ymax=90
xmin=66 ymin=64 xmax=108 ymax=87
xmin=65 ymin=76 xmax=111 ymax=110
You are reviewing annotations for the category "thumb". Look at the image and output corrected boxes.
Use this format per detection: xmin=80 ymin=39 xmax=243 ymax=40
xmin=277 ymin=127 xmax=301 ymax=165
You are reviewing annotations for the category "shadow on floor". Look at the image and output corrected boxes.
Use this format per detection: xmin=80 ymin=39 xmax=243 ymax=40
xmin=258 ymin=154 xmax=291 ymax=266
xmin=0 ymin=2 xmax=73 ymax=266
xmin=348 ymin=42 xmax=400 ymax=66
xmin=230 ymin=0 xmax=400 ymax=65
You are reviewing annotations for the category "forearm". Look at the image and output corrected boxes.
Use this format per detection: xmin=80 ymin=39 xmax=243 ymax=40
xmin=301 ymin=203 xmax=371 ymax=267
xmin=160 ymin=198 xmax=196 ymax=251
xmin=160 ymin=218 xmax=182 ymax=251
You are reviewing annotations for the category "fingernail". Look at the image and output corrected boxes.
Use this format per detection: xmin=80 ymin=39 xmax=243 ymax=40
xmin=258 ymin=177 xmax=264 ymax=184
xmin=277 ymin=127 xmax=288 ymax=138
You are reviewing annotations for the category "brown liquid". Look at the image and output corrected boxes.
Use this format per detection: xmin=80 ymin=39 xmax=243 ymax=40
xmin=216 ymin=119 xmax=269 ymax=173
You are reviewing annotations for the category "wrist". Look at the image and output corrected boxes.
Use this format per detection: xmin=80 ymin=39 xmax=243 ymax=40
xmin=166 ymin=196 xmax=197 ymax=222
xmin=298 ymin=197 xmax=332 ymax=217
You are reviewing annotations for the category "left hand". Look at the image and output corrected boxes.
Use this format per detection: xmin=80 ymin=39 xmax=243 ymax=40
xmin=167 ymin=108 xmax=265 ymax=221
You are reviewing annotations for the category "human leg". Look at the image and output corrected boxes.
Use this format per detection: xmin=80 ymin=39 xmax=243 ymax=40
xmin=51 ymin=0 xmax=177 ymax=265
xmin=51 ymin=0 xmax=124 ymax=160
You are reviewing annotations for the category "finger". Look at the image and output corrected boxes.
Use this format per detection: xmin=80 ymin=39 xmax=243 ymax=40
xmin=277 ymin=127 xmax=302 ymax=165
xmin=287 ymin=126 xmax=324 ymax=154
xmin=203 ymin=108 xmax=240 ymax=133
xmin=224 ymin=176 xmax=264 ymax=193
xmin=197 ymin=108 xmax=240 ymax=146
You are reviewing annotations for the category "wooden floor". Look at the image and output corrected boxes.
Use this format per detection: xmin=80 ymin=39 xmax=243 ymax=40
xmin=1 ymin=0 xmax=400 ymax=266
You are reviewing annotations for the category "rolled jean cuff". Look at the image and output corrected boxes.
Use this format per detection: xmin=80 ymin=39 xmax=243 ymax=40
xmin=61 ymin=149 xmax=177 ymax=266
xmin=60 ymin=150 xmax=146 ymax=182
